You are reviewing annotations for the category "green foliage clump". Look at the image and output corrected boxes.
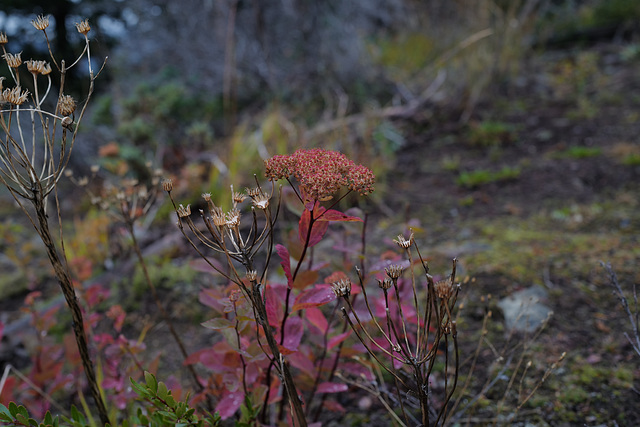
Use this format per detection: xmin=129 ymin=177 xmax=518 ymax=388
xmin=457 ymin=166 xmax=521 ymax=188
xmin=555 ymin=145 xmax=602 ymax=159
xmin=128 ymin=372 xmax=220 ymax=426
xmin=467 ymin=121 xmax=516 ymax=148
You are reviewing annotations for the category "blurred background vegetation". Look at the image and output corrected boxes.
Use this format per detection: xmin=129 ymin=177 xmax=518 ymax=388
xmin=2 ymin=0 xmax=638 ymax=203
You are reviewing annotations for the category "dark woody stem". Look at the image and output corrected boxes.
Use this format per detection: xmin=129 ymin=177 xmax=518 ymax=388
xmin=32 ymin=188 xmax=109 ymax=426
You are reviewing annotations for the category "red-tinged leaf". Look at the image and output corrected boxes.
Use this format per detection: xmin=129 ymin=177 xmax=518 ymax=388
xmin=215 ymin=390 xmax=244 ymax=420
xmin=199 ymin=287 xmax=226 ymax=313
xmin=328 ymin=330 xmax=351 ymax=350
xmin=292 ymin=285 xmax=336 ymax=311
xmin=288 ymin=347 xmax=315 ymax=376
xmin=201 ymin=318 xmax=233 ymax=330
xmin=280 ymin=317 xmax=304 ymax=354
xmin=316 ymin=209 xmax=363 ymax=222
xmin=299 ymin=204 xmax=329 ymax=247
xmin=305 ymin=307 xmax=328 ymax=333
xmin=106 ymin=305 xmax=126 ymax=333
xmin=265 ymin=284 xmax=284 ymax=327
xmin=323 ymin=399 xmax=346 ymax=412
xmin=317 ymin=382 xmax=348 ymax=394
xmin=292 ymin=269 xmax=318 ymax=290
xmin=189 ymin=257 xmax=225 ymax=274
xmin=276 ymin=244 xmax=293 ymax=288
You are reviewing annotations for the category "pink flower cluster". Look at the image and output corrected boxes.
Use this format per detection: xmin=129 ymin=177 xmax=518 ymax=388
xmin=265 ymin=149 xmax=375 ymax=201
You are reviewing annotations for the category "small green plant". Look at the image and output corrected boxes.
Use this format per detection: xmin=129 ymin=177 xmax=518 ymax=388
xmin=555 ymin=145 xmax=602 ymax=159
xmin=467 ymin=121 xmax=515 ymax=148
xmin=456 ymin=166 xmax=521 ymax=188
xmin=128 ymin=372 xmax=220 ymax=426
xmin=621 ymin=152 xmax=640 ymax=166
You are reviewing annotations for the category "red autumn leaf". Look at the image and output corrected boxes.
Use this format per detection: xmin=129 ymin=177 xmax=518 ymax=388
xmin=298 ymin=204 xmax=329 ymax=247
xmin=323 ymin=399 xmax=346 ymax=412
xmin=292 ymin=284 xmax=336 ymax=311
xmin=280 ymin=317 xmax=304 ymax=354
xmin=216 ymin=390 xmax=245 ymax=420
xmin=305 ymin=307 xmax=328 ymax=333
xmin=316 ymin=209 xmax=363 ymax=222
xmin=265 ymin=284 xmax=284 ymax=327
xmin=199 ymin=287 xmax=226 ymax=313
xmin=316 ymin=382 xmax=348 ymax=394
xmin=276 ymin=244 xmax=293 ymax=288
xmin=292 ymin=269 xmax=318 ymax=290
xmin=328 ymin=330 xmax=352 ymax=350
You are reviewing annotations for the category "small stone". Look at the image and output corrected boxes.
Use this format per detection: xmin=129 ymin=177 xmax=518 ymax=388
xmin=497 ymin=286 xmax=553 ymax=333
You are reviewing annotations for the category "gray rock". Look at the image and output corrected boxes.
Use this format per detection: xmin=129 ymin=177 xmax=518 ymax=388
xmin=497 ymin=286 xmax=553 ymax=333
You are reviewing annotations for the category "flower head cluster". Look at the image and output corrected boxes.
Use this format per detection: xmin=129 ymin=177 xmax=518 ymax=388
xmin=264 ymin=149 xmax=375 ymax=201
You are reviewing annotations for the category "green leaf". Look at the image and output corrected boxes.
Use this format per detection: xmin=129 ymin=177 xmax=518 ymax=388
xmin=165 ymin=394 xmax=176 ymax=408
xmin=0 ymin=404 xmax=11 ymax=419
xmin=15 ymin=413 xmax=29 ymax=425
xmin=70 ymin=405 xmax=86 ymax=423
xmin=130 ymin=377 xmax=151 ymax=397
xmin=43 ymin=411 xmax=54 ymax=425
xmin=144 ymin=371 xmax=158 ymax=394
xmin=157 ymin=382 xmax=169 ymax=401
xmin=201 ymin=318 xmax=233 ymax=330
xmin=8 ymin=402 xmax=19 ymax=417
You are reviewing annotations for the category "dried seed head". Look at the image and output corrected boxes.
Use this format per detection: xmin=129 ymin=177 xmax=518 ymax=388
xmin=212 ymin=211 xmax=226 ymax=227
xmin=0 ymin=33 xmax=7 ymax=45
xmin=162 ymin=179 xmax=173 ymax=192
xmin=177 ymin=204 xmax=191 ymax=218
xmin=232 ymin=191 xmax=247 ymax=205
xmin=435 ymin=277 xmax=454 ymax=300
xmin=31 ymin=15 xmax=50 ymax=31
xmin=332 ymin=278 xmax=351 ymax=298
xmin=385 ymin=265 xmax=404 ymax=280
xmin=3 ymin=52 xmax=22 ymax=68
xmin=251 ymin=192 xmax=270 ymax=210
xmin=25 ymin=59 xmax=49 ymax=75
xmin=202 ymin=192 xmax=212 ymax=202
xmin=246 ymin=270 xmax=258 ymax=282
xmin=90 ymin=165 xmax=100 ymax=174
xmin=377 ymin=278 xmax=392 ymax=290
xmin=245 ymin=187 xmax=262 ymax=198
xmin=41 ymin=62 xmax=52 ymax=75
xmin=393 ymin=232 xmax=414 ymax=249
xmin=2 ymin=86 xmax=29 ymax=105
xmin=64 ymin=169 xmax=74 ymax=177
xmin=58 ymin=94 xmax=76 ymax=116
xmin=225 ymin=208 xmax=241 ymax=228
xmin=77 ymin=176 xmax=89 ymax=186
xmin=61 ymin=116 xmax=73 ymax=127
xmin=75 ymin=19 xmax=91 ymax=36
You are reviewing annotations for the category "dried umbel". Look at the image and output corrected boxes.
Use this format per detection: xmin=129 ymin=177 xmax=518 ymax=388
xmin=58 ymin=94 xmax=76 ymax=115
xmin=265 ymin=148 xmax=375 ymax=201
xmin=339 ymin=236 xmax=461 ymax=427
xmin=75 ymin=19 xmax=91 ymax=36
xmin=332 ymin=278 xmax=352 ymax=298
xmin=3 ymin=52 xmax=22 ymax=69
xmin=31 ymin=15 xmax=50 ymax=31
xmin=0 ymin=15 xmax=109 ymax=425
xmin=25 ymin=59 xmax=51 ymax=76
xmin=1 ymin=86 xmax=29 ymax=105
